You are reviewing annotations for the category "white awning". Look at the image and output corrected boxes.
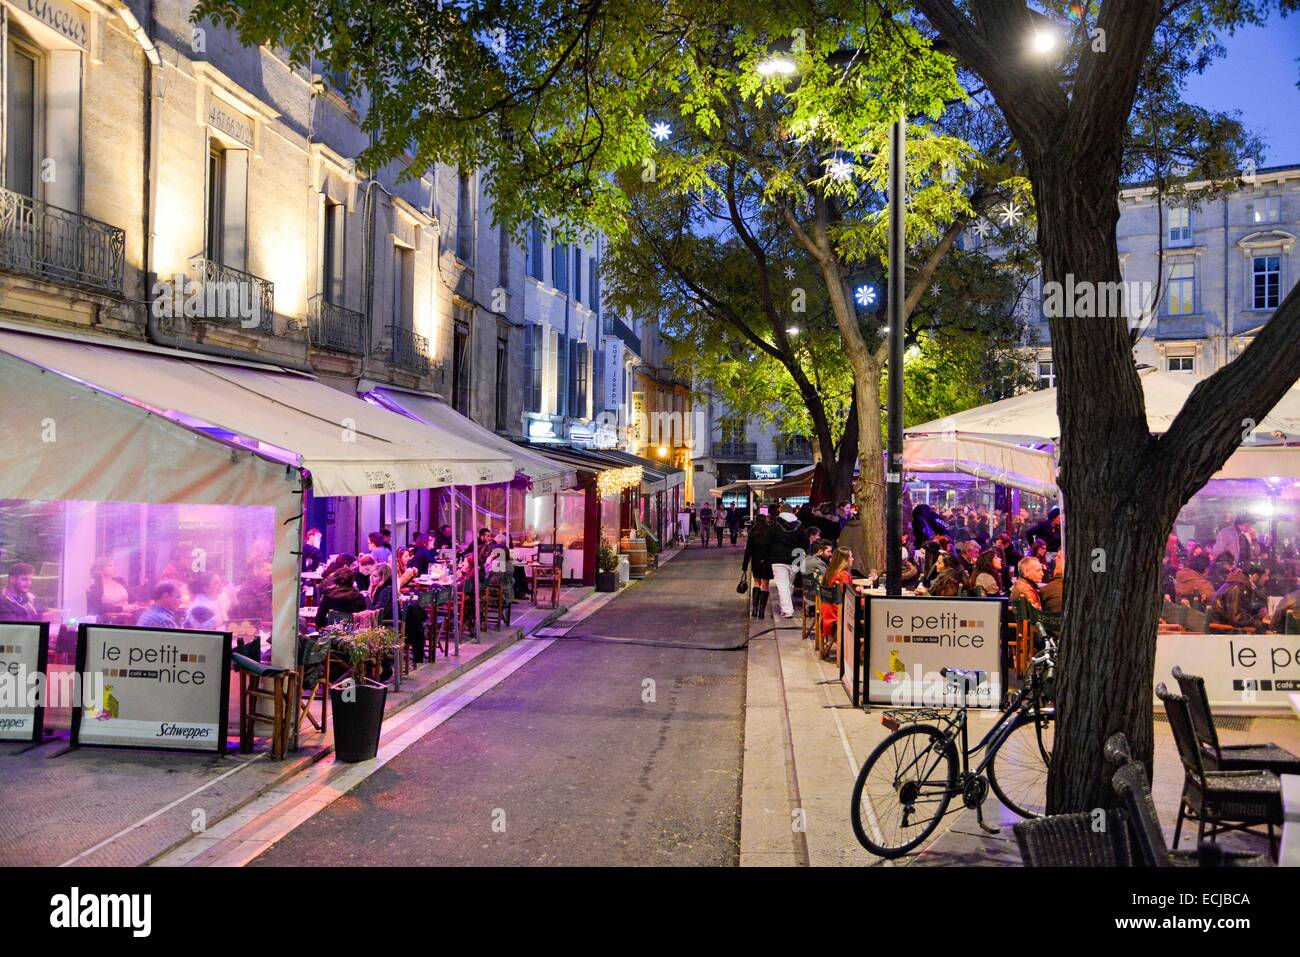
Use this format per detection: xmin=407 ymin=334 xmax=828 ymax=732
xmin=363 ymin=387 xmax=579 ymax=494
xmin=0 ymin=344 xmax=304 ymax=668
xmin=1213 ymin=445 xmax=1300 ymax=480
xmin=0 ymin=328 xmax=515 ymax=495
xmin=903 ymin=434 xmax=1058 ymax=498
xmin=908 ymin=368 xmax=1300 ymax=443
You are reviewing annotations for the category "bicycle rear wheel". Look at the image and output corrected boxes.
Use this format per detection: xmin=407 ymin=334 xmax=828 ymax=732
xmin=850 ymin=725 xmax=958 ymax=858
xmin=988 ymin=711 xmax=1054 ymax=819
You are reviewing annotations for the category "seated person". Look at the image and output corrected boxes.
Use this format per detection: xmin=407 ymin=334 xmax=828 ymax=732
xmin=409 ymin=532 xmax=435 ymax=575
xmin=229 ymin=563 xmax=273 ymax=622
xmin=1039 ymin=553 xmax=1065 ymax=613
xmin=354 ymin=554 xmax=376 ymax=592
xmin=183 ymin=603 xmax=218 ymax=631
xmin=1175 ymin=553 xmax=1216 ymax=604
xmin=320 ymin=553 xmax=356 ymax=581
xmin=315 ymin=569 xmax=368 ymax=628
xmin=0 ymin=562 xmax=46 ymax=621
xmin=928 ymin=553 xmax=965 ymax=597
xmin=1208 ymin=564 xmax=1264 ymax=631
xmin=87 ymin=557 xmax=135 ymax=617
xmin=1010 ymin=557 xmax=1044 ymax=610
xmin=137 ymin=581 xmax=185 ymax=629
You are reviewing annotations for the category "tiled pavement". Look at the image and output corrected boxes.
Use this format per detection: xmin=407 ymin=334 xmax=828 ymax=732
xmin=0 ymin=584 xmax=587 ymax=867
xmin=744 ymin=610 xmax=1300 ymax=866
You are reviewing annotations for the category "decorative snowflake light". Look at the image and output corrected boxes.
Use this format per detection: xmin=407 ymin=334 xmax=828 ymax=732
xmin=998 ymin=202 xmax=1024 ymax=226
xmin=828 ymin=157 xmax=853 ymax=182
xmin=650 ymin=122 xmax=672 ymax=142
xmin=783 ymin=266 xmax=796 ymax=281
xmin=973 ymin=218 xmax=992 ymax=239
xmin=855 ymin=284 xmax=877 ymax=308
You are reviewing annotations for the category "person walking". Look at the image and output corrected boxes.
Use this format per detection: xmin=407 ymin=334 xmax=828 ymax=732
xmin=698 ymin=503 xmax=715 ymax=548
xmin=766 ymin=509 xmax=808 ymax=622
xmin=742 ymin=513 xmax=773 ymax=618
xmin=726 ymin=506 xmax=742 ymax=546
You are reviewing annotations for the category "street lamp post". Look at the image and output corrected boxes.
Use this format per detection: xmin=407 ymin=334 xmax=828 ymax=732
xmin=885 ymin=111 xmax=906 ymax=596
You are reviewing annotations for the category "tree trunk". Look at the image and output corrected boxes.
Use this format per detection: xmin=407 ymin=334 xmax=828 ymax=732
xmin=849 ymin=360 xmax=886 ymax=573
xmin=1036 ymin=157 xmax=1168 ymax=812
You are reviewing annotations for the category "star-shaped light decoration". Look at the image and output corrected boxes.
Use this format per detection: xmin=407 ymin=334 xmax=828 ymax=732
xmin=650 ymin=121 xmax=672 ymax=142
xmin=930 ymin=284 xmax=941 ymax=298
xmin=998 ymin=202 xmax=1024 ymax=226
xmin=828 ymin=157 xmax=854 ymax=182
xmin=973 ymin=218 xmax=992 ymax=239
xmin=783 ymin=266 xmax=796 ymax=281
xmin=855 ymin=284 xmax=877 ymax=308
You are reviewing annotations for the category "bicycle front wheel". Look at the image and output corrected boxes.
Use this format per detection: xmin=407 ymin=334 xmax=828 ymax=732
xmin=850 ymin=725 xmax=958 ymax=858
xmin=988 ymin=711 xmax=1054 ymax=819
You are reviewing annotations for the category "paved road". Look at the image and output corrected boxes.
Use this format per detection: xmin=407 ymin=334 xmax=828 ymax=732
xmin=252 ymin=542 xmax=750 ymax=866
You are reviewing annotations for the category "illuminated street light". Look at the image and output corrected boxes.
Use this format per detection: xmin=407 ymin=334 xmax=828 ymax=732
xmin=757 ymin=53 xmax=797 ymax=76
xmin=786 ymin=325 xmax=800 ymax=335
xmin=1030 ymin=28 xmax=1060 ymax=56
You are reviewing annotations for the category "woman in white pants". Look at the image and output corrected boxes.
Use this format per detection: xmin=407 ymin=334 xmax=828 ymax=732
xmin=766 ymin=511 xmax=808 ymax=620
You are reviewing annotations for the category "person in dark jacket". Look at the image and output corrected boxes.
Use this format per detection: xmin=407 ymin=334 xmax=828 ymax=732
xmin=1025 ymin=507 xmax=1062 ymax=552
xmin=742 ymin=515 xmax=773 ymax=618
xmin=725 ymin=506 xmax=743 ymax=545
xmin=911 ymin=504 xmax=949 ymax=548
xmin=314 ymin=569 xmax=368 ymax=628
xmin=1209 ymin=565 xmax=1264 ymax=631
xmin=1175 ymin=553 xmax=1216 ymax=604
xmin=766 ymin=512 xmax=808 ymax=620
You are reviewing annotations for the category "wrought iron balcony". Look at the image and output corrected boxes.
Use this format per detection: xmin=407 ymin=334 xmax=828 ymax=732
xmin=711 ymin=441 xmax=757 ymax=462
xmin=308 ymin=294 xmax=366 ymax=354
xmin=0 ymin=186 xmax=125 ymax=296
xmin=188 ymin=255 xmax=275 ymax=333
xmin=391 ymin=325 xmax=430 ymax=375
xmin=775 ymin=439 xmax=813 ymax=463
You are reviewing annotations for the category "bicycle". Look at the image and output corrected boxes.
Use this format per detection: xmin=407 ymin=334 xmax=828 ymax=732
xmin=849 ymin=638 xmax=1056 ymax=858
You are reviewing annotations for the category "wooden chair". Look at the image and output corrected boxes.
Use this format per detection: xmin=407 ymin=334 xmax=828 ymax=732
xmin=815 ymin=583 xmax=844 ymax=660
xmin=296 ymin=633 xmax=333 ymax=737
xmin=232 ymin=638 xmax=294 ymax=760
xmin=1171 ymin=666 xmax=1300 ymax=776
xmin=800 ymin=577 xmax=819 ymax=643
xmin=1155 ymin=683 xmax=1282 ymax=858
xmin=481 ymin=572 xmax=513 ymax=631
xmin=531 ymin=544 xmax=563 ymax=608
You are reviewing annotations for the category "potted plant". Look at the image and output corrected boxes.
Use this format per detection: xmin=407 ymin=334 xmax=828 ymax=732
xmin=327 ymin=625 xmax=400 ymax=762
xmin=595 ymin=536 xmax=619 ymax=592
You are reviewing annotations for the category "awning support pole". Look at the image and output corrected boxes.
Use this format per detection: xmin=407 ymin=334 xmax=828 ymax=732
xmin=389 ymin=491 xmax=401 ymax=691
xmin=451 ymin=485 xmax=460 ymax=655
xmin=471 ymin=482 xmax=483 ymax=642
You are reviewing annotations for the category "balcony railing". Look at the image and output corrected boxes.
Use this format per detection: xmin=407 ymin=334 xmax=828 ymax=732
xmin=391 ymin=326 xmax=430 ymax=375
xmin=712 ymin=441 xmax=757 ymax=462
xmin=775 ymin=440 xmax=813 ymax=463
xmin=189 ymin=255 xmax=275 ymax=333
xmin=0 ymin=186 xmax=125 ymax=296
xmin=308 ymin=294 xmax=366 ymax=354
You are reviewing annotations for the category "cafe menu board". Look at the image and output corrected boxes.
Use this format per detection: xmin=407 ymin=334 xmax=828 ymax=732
xmin=864 ymin=595 xmax=1006 ymax=707
xmin=71 ymin=624 xmax=231 ymax=753
xmin=0 ymin=621 xmax=49 ymax=743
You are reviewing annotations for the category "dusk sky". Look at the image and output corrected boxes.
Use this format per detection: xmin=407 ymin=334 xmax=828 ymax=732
xmin=1182 ymin=15 xmax=1300 ymax=166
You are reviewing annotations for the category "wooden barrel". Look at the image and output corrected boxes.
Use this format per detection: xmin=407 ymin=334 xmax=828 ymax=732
xmin=624 ymin=540 xmax=648 ymax=578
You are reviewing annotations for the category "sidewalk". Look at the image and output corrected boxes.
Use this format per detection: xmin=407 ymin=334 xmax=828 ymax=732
xmin=741 ymin=607 xmax=1299 ymax=866
xmin=0 ymin=584 xmax=585 ymax=867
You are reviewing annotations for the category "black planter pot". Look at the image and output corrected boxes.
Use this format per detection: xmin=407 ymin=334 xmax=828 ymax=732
xmin=596 ymin=571 xmax=618 ymax=592
xmin=329 ymin=681 xmax=387 ymax=762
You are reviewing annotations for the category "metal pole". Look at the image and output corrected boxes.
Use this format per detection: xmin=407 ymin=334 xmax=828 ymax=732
xmin=450 ymin=485 xmax=460 ymax=655
xmin=388 ymin=491 xmax=401 ymax=691
xmin=471 ymin=482 xmax=483 ymax=641
xmin=885 ymin=110 xmax=906 ymax=596
xmin=505 ymin=481 xmax=512 ymax=547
